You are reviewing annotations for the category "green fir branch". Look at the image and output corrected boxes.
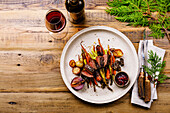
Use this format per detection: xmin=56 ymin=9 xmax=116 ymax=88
xmin=106 ymin=0 xmax=170 ymax=42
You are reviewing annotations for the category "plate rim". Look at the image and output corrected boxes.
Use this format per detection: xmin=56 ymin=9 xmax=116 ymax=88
xmin=60 ymin=26 xmax=139 ymax=104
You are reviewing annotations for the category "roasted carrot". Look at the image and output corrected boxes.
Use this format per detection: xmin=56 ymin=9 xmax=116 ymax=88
xmin=112 ymin=55 xmax=115 ymax=63
xmin=93 ymin=45 xmax=95 ymax=52
xmin=80 ymin=43 xmax=88 ymax=55
xmin=96 ymin=75 xmax=102 ymax=82
xmin=113 ymin=70 xmax=116 ymax=75
xmin=80 ymin=43 xmax=90 ymax=64
xmin=108 ymin=45 xmax=115 ymax=65
xmin=108 ymin=45 xmax=111 ymax=55
xmin=99 ymin=68 xmax=113 ymax=91
xmin=85 ymin=55 xmax=90 ymax=64
xmin=106 ymin=68 xmax=110 ymax=79
xmin=98 ymin=39 xmax=105 ymax=54
xmin=93 ymin=78 xmax=98 ymax=85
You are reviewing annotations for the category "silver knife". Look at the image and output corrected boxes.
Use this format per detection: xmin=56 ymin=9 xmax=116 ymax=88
xmin=143 ymin=29 xmax=151 ymax=103
xmin=138 ymin=41 xmax=145 ymax=99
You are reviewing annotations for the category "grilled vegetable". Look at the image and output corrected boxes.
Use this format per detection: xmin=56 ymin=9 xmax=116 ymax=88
xmin=72 ymin=67 xmax=81 ymax=75
xmin=110 ymin=48 xmax=123 ymax=57
xmin=69 ymin=60 xmax=76 ymax=68
xmin=106 ymin=68 xmax=110 ymax=79
xmin=108 ymin=45 xmax=111 ymax=55
xmin=93 ymin=77 xmax=98 ymax=86
xmin=113 ymin=70 xmax=116 ymax=75
xmin=71 ymin=77 xmax=85 ymax=90
xmin=80 ymin=58 xmax=84 ymax=62
xmin=120 ymin=58 xmax=124 ymax=66
xmin=76 ymin=61 xmax=84 ymax=68
xmin=91 ymin=46 xmax=97 ymax=57
xmin=98 ymin=39 xmax=105 ymax=55
xmin=112 ymin=60 xmax=121 ymax=71
xmin=109 ymin=65 xmax=114 ymax=85
xmin=95 ymin=71 xmax=102 ymax=82
xmin=81 ymin=43 xmax=90 ymax=64
xmin=117 ymin=65 xmax=121 ymax=71
xmin=81 ymin=70 xmax=94 ymax=78
xmin=70 ymin=39 xmax=125 ymax=92
xmin=100 ymin=69 xmax=107 ymax=85
xmin=100 ymin=68 xmax=113 ymax=91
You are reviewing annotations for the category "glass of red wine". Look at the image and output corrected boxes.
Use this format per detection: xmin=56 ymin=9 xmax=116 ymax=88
xmin=45 ymin=9 xmax=67 ymax=39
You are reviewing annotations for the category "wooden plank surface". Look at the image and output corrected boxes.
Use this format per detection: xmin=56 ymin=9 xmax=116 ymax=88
xmin=0 ymin=86 xmax=169 ymax=113
xmin=0 ymin=0 xmax=169 ymax=112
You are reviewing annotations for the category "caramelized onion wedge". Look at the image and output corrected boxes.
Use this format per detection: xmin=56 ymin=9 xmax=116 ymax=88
xmin=71 ymin=77 xmax=85 ymax=90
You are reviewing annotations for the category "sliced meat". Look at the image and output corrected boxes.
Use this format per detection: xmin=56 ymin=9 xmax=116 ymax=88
xmin=96 ymin=45 xmax=103 ymax=56
xmin=103 ymin=54 xmax=108 ymax=67
xmin=84 ymin=64 xmax=95 ymax=74
xmin=96 ymin=62 xmax=100 ymax=69
xmin=81 ymin=70 xmax=94 ymax=78
xmin=100 ymin=56 xmax=104 ymax=67
xmin=96 ymin=56 xmax=101 ymax=68
xmin=89 ymin=59 xmax=97 ymax=70
xmin=96 ymin=56 xmax=104 ymax=68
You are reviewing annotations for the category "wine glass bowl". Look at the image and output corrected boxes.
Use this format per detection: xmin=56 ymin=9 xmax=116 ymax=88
xmin=45 ymin=9 xmax=67 ymax=39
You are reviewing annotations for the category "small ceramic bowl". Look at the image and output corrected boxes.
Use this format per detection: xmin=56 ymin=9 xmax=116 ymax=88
xmin=114 ymin=71 xmax=130 ymax=88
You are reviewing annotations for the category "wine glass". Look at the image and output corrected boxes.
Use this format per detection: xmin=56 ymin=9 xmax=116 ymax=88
xmin=45 ymin=9 xmax=68 ymax=39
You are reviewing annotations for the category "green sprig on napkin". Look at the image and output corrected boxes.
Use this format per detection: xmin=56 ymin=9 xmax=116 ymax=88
xmin=143 ymin=50 xmax=168 ymax=85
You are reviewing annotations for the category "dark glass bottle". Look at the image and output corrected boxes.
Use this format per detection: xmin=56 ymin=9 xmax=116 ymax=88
xmin=65 ymin=0 xmax=85 ymax=23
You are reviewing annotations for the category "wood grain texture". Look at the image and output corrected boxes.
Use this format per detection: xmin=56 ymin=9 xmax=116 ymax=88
xmin=0 ymin=85 xmax=169 ymax=113
xmin=0 ymin=0 xmax=169 ymax=112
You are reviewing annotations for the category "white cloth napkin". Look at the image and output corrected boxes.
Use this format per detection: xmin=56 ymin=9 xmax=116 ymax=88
xmin=131 ymin=40 xmax=165 ymax=108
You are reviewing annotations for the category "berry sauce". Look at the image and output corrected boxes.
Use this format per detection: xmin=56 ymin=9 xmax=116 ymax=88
xmin=115 ymin=72 xmax=129 ymax=86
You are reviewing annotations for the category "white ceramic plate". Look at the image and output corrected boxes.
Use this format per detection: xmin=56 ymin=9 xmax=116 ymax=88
xmin=60 ymin=26 xmax=138 ymax=104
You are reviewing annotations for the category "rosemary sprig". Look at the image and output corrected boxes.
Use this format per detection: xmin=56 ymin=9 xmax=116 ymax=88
xmin=106 ymin=0 xmax=170 ymax=42
xmin=143 ymin=50 xmax=168 ymax=85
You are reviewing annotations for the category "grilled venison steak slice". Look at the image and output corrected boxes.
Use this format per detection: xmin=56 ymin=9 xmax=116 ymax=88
xmin=100 ymin=56 xmax=104 ymax=67
xmin=96 ymin=56 xmax=104 ymax=68
xmin=96 ymin=56 xmax=101 ymax=68
xmin=84 ymin=64 xmax=95 ymax=74
xmin=81 ymin=70 xmax=93 ymax=78
xmin=103 ymin=54 xmax=108 ymax=67
xmin=89 ymin=59 xmax=97 ymax=70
